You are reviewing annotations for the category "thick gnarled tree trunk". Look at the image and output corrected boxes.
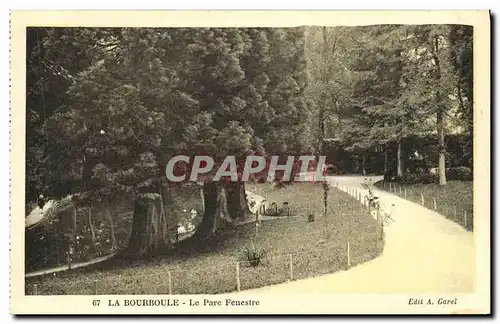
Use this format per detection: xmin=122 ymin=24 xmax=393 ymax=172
xmin=123 ymin=180 xmax=237 ymax=259
xmin=190 ymin=182 xmax=235 ymax=242
xmin=123 ymin=192 xmax=174 ymax=259
xmin=226 ymin=182 xmax=252 ymax=221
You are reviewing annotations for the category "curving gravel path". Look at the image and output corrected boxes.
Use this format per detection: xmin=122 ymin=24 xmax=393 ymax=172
xmin=234 ymin=175 xmax=475 ymax=294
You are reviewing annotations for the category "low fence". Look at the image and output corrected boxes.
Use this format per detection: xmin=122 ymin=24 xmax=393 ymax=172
xmin=26 ymin=181 xmax=386 ymax=296
xmin=26 ymin=231 xmax=382 ymax=295
xmin=377 ymin=181 xmax=473 ymax=231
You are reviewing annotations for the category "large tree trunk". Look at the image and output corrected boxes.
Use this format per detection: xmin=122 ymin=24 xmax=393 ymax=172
xmin=431 ymin=35 xmax=447 ymax=186
xmin=437 ymin=108 xmax=447 ymax=185
xmin=226 ymin=182 xmax=251 ymax=221
xmin=191 ymin=182 xmax=235 ymax=241
xmin=123 ymin=192 xmax=174 ymax=259
xmin=397 ymin=141 xmax=403 ymax=177
xmin=191 ymin=182 xmax=218 ymax=240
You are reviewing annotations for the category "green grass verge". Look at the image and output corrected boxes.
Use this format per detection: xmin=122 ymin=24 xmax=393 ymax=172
xmin=375 ymin=180 xmax=473 ymax=231
xmin=26 ymin=182 xmax=384 ymax=295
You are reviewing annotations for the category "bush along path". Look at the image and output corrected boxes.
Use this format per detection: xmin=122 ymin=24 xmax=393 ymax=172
xmin=233 ymin=175 xmax=474 ymax=294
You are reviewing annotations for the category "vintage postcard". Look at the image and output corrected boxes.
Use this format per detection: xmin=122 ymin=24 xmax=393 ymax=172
xmin=10 ymin=10 xmax=490 ymax=315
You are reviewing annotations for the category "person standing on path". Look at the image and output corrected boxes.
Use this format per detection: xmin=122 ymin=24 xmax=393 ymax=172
xmin=37 ymin=194 xmax=46 ymax=210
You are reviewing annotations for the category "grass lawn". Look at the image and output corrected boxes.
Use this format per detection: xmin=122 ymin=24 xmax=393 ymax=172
xmin=26 ymin=182 xmax=384 ymax=295
xmin=375 ymin=180 xmax=473 ymax=231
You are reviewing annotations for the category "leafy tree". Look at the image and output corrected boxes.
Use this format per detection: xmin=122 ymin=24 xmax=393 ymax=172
xmin=304 ymin=24 xmax=471 ymax=182
xmin=36 ymin=27 xmax=313 ymax=258
xmin=45 ymin=28 xmax=199 ymax=256
xmin=448 ymin=25 xmax=473 ymax=168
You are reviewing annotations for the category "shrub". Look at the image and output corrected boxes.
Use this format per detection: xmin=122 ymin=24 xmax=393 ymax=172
xmin=239 ymin=242 xmax=267 ymax=267
xmin=326 ymin=164 xmax=338 ymax=174
xmin=401 ymin=173 xmax=421 ymax=184
xmin=389 ymin=172 xmax=439 ymax=185
xmin=446 ymin=166 xmax=473 ymax=181
xmin=308 ymin=214 xmax=315 ymax=222
xmin=420 ymin=172 xmax=439 ymax=184
xmin=384 ymin=172 xmax=397 ymax=181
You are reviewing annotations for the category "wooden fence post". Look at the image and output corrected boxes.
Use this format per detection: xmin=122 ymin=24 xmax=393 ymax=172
xmin=289 ymin=254 xmax=293 ymax=281
xmin=404 ymin=188 xmax=407 ymax=198
xmin=236 ymin=262 xmax=241 ymax=292
xmin=421 ymin=193 xmax=425 ymax=206
xmin=433 ymin=198 xmax=437 ymax=210
xmin=33 ymin=284 xmax=38 ymax=296
xmin=389 ymin=183 xmax=392 ymax=192
xmin=399 ymin=187 xmax=402 ymax=195
xmin=346 ymin=241 xmax=351 ymax=269
xmin=168 ymin=271 xmax=172 ymax=294
xmin=93 ymin=279 xmax=98 ymax=295
xmin=453 ymin=206 xmax=457 ymax=221
xmin=464 ymin=211 xmax=468 ymax=228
